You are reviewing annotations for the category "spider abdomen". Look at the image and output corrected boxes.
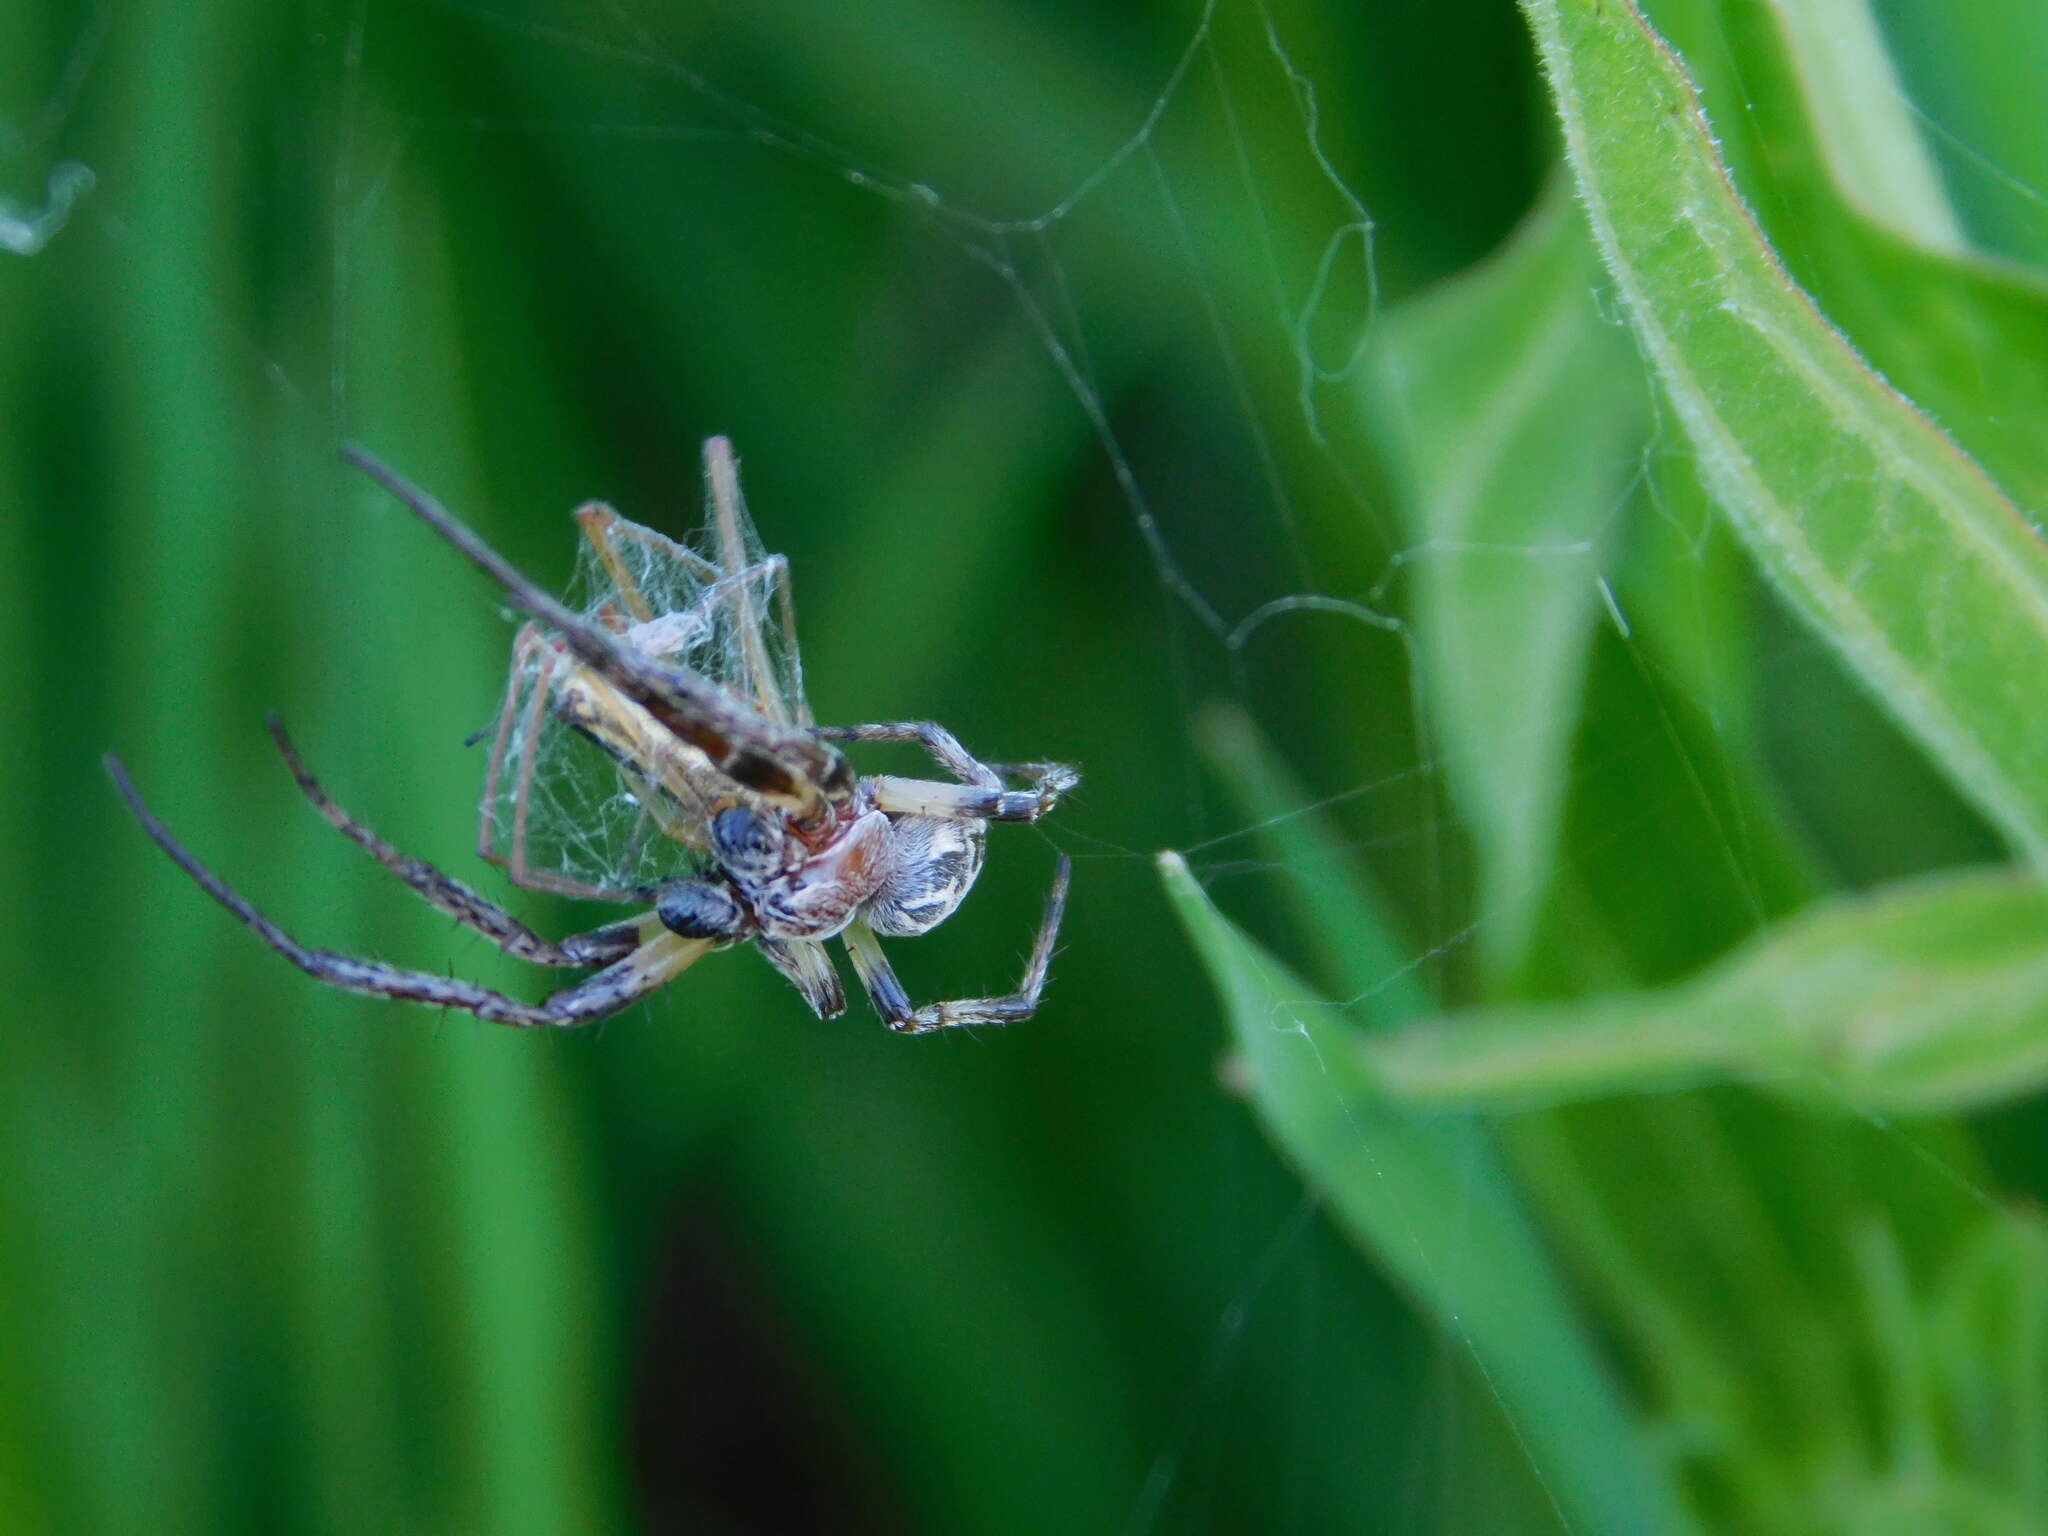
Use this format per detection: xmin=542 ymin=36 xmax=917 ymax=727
xmin=862 ymin=815 xmax=985 ymax=938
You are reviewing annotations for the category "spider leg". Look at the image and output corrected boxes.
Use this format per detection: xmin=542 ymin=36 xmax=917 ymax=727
xmin=106 ymin=755 xmax=699 ymax=1027
xmin=864 ymin=767 xmax=1079 ymax=824
xmin=343 ymin=444 xmax=851 ymax=814
xmin=982 ymin=760 xmax=1072 ymax=784
xmin=756 ymin=935 xmax=848 ymax=1019
xmin=838 ymin=856 xmax=1070 ymax=1034
xmin=267 ymin=717 xmax=639 ymax=968
xmin=818 ymin=721 xmax=1000 ymax=786
xmin=817 ymin=721 xmax=1079 ymax=822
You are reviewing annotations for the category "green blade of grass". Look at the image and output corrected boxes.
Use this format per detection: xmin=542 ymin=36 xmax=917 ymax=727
xmin=1370 ymin=869 xmax=2048 ymax=1113
xmin=1159 ymin=853 xmax=1683 ymax=1534
xmin=1522 ymin=0 xmax=2048 ymax=867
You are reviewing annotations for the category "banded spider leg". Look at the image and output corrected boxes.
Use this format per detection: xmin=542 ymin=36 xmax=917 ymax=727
xmin=103 ymin=746 xmax=704 ymax=1029
xmin=841 ymin=857 xmax=1071 ymax=1035
xmin=815 ymin=719 xmax=1076 ymax=1032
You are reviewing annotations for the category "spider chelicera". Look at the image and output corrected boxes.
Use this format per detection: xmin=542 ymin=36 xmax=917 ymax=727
xmin=106 ymin=439 xmax=1077 ymax=1034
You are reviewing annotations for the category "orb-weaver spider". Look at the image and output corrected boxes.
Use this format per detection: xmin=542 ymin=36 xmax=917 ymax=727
xmin=107 ymin=439 xmax=1076 ymax=1033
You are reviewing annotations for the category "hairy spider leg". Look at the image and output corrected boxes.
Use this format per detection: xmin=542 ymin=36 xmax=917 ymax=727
xmin=757 ymin=934 xmax=848 ymax=1018
xmin=268 ymin=716 xmax=642 ymax=967
xmin=866 ymin=772 xmax=1075 ymax=823
xmin=818 ymin=721 xmax=1080 ymax=822
xmin=982 ymin=761 xmax=1074 ymax=785
xmin=821 ymin=719 xmax=999 ymax=786
xmin=808 ymin=722 xmax=1075 ymax=1028
xmin=838 ymin=856 xmax=1071 ymax=1033
xmin=106 ymin=755 xmax=700 ymax=1028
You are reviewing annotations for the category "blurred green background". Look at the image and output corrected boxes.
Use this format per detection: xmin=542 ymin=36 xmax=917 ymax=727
xmin=7 ymin=0 xmax=2048 ymax=1531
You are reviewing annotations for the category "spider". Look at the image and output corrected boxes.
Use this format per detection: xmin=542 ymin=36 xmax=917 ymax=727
xmin=106 ymin=438 xmax=1077 ymax=1034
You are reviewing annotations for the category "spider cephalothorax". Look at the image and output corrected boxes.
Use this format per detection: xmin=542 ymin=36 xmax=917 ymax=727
xmin=108 ymin=438 xmax=1076 ymax=1035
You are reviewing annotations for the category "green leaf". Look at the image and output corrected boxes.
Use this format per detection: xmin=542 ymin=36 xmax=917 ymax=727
xmin=1366 ymin=186 xmax=1649 ymax=973
xmin=1369 ymin=869 xmax=2048 ymax=1113
xmin=1645 ymin=0 xmax=2048 ymax=520
xmin=1868 ymin=0 xmax=2048 ymax=268
xmin=1521 ymin=0 xmax=2048 ymax=868
xmin=1159 ymin=853 xmax=1684 ymax=1535
xmin=1760 ymin=0 xmax=1967 ymax=252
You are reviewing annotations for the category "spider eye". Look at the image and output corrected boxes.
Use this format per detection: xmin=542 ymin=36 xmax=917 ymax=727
xmin=656 ymin=878 xmax=749 ymax=940
xmin=709 ymin=805 xmax=784 ymax=880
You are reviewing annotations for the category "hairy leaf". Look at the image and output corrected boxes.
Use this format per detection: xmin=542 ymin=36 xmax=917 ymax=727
xmin=1522 ymin=0 xmax=2048 ymax=866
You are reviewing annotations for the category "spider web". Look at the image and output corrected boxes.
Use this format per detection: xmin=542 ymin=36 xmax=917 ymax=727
xmin=32 ymin=0 xmax=2048 ymax=1529
xmin=355 ymin=8 xmax=2038 ymax=1524
xmin=0 ymin=2 xmax=100 ymax=254
xmin=483 ymin=460 xmax=813 ymax=895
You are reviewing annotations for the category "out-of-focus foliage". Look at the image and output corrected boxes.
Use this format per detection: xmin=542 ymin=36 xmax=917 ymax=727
xmin=9 ymin=0 xmax=2048 ymax=1531
xmin=1365 ymin=186 xmax=1648 ymax=976
xmin=1534 ymin=0 xmax=2048 ymax=869
xmin=1160 ymin=852 xmax=1681 ymax=1534
xmin=1169 ymin=0 xmax=2048 ymax=1530
xmin=1372 ymin=869 xmax=2048 ymax=1115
